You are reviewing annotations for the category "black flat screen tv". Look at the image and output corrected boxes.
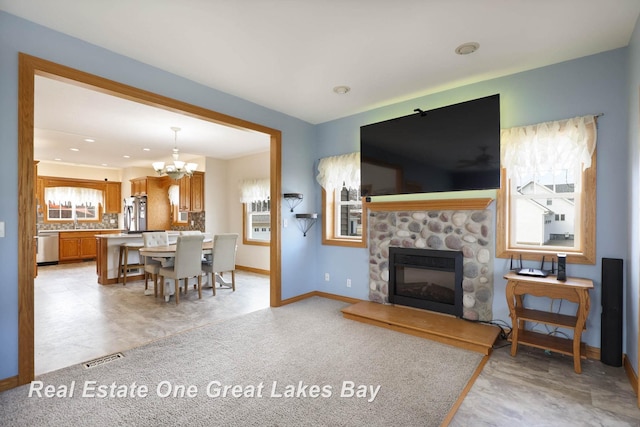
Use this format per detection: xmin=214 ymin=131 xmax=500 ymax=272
xmin=360 ymin=94 xmax=500 ymax=197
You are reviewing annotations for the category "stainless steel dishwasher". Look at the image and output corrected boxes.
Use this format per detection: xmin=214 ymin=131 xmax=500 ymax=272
xmin=37 ymin=231 xmax=59 ymax=265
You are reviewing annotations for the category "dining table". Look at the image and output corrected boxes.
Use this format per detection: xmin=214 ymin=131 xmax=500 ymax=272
xmin=138 ymin=239 xmax=214 ymax=301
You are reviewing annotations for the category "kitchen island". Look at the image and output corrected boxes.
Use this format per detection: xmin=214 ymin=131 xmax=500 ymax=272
xmin=95 ymin=231 xmax=210 ymax=285
xmin=95 ymin=232 xmax=179 ymax=285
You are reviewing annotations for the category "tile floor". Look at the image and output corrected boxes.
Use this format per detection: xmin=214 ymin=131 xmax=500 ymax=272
xmin=451 ymin=341 xmax=640 ymax=426
xmin=35 ymin=261 xmax=270 ymax=375
xmin=34 ymin=262 xmax=639 ymax=425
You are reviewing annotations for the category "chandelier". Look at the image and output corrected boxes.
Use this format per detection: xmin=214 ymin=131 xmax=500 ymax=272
xmin=152 ymin=127 xmax=198 ymax=180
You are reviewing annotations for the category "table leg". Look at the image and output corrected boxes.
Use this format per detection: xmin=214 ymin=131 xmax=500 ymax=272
xmin=573 ymin=289 xmax=590 ymax=374
xmin=506 ymin=280 xmax=519 ymax=357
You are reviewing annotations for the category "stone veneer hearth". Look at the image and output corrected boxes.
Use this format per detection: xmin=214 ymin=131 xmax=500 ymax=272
xmin=368 ymin=208 xmax=493 ymax=321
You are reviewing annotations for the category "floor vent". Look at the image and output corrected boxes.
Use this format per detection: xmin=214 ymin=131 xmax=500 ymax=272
xmin=83 ymin=352 xmax=124 ymax=369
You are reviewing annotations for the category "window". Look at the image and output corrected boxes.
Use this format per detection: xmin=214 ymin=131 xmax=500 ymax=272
xmin=317 ymin=152 xmax=366 ymax=247
xmin=44 ymin=187 xmax=103 ymax=222
xmin=497 ymin=115 xmax=597 ymax=264
xmin=335 ymin=187 xmax=363 ymax=238
xmin=244 ymin=200 xmax=271 ymax=245
xmin=239 ymin=178 xmax=270 ymax=245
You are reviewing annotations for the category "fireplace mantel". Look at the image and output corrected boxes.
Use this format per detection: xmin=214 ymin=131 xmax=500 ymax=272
xmin=364 ymin=197 xmax=493 ymax=212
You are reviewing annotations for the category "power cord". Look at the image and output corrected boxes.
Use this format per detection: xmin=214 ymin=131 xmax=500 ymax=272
xmin=462 ymin=317 xmax=513 ymax=347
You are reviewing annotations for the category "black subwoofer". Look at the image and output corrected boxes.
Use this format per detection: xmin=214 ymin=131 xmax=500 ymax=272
xmin=601 ymin=258 xmax=623 ymax=367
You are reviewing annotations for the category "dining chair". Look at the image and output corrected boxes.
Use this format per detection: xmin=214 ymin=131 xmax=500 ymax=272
xmin=202 ymin=233 xmax=239 ymax=295
xmin=142 ymin=231 xmax=169 ymax=297
xmin=158 ymin=234 xmax=205 ymax=304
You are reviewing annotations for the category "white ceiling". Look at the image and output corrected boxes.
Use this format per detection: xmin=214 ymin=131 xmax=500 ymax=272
xmin=2 ymin=1 xmax=640 ymax=168
xmin=34 ymin=76 xmax=271 ymax=169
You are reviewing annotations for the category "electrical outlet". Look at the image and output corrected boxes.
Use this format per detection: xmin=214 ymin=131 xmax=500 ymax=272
xmin=346 ymin=279 xmax=351 ymax=287
xmin=324 ymin=273 xmax=330 ymax=281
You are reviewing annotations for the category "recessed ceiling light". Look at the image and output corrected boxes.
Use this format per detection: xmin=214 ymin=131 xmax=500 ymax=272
xmin=54 ymin=158 xmax=62 ymax=161
xmin=123 ymin=155 xmax=130 ymax=159
xmin=455 ymin=42 xmax=479 ymax=55
xmin=70 ymin=148 xmax=79 ymax=152
xmin=143 ymin=148 xmax=150 ymax=152
xmin=101 ymin=163 xmax=108 ymax=166
xmin=84 ymin=138 xmax=95 ymax=143
xmin=333 ymin=85 xmax=351 ymax=95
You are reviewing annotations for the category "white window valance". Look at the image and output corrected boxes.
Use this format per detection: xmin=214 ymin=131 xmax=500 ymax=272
xmin=501 ymin=115 xmax=597 ymax=180
xmin=316 ymin=152 xmax=360 ymax=192
xmin=239 ymin=178 xmax=270 ymax=203
xmin=44 ymin=186 xmax=103 ymax=206
xmin=168 ymin=185 xmax=179 ymax=206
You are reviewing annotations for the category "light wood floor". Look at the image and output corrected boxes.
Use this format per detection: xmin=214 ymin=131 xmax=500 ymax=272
xmin=35 ymin=261 xmax=270 ymax=375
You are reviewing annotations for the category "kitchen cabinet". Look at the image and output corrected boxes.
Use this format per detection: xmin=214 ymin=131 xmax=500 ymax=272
xmin=178 ymin=175 xmax=191 ymax=211
xmin=129 ymin=176 xmax=171 ymax=230
xmin=59 ymin=230 xmax=110 ymax=262
xmin=130 ymin=178 xmax=148 ymax=196
xmin=104 ymin=181 xmax=121 ymax=213
xmin=190 ymin=171 xmax=205 ymax=212
xmin=178 ymin=171 xmax=205 ymax=212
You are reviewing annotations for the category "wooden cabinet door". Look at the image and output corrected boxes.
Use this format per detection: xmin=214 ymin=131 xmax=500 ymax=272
xmin=105 ymin=182 xmax=121 ymax=213
xmin=79 ymin=236 xmax=98 ymax=259
xmin=178 ymin=175 xmax=190 ymax=211
xmin=59 ymin=237 xmax=80 ymax=261
xmin=131 ymin=178 xmax=147 ymax=196
xmin=190 ymin=172 xmax=204 ymax=212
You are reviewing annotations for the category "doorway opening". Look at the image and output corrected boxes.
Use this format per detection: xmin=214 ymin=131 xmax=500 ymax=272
xmin=18 ymin=53 xmax=282 ymax=385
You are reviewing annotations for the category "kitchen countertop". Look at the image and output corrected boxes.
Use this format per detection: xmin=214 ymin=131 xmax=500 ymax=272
xmin=97 ymin=231 xmax=182 ymax=238
xmin=38 ymin=229 xmax=123 ymax=234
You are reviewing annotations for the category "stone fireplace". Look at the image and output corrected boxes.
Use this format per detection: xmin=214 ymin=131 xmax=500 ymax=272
xmin=367 ymin=201 xmax=494 ymax=321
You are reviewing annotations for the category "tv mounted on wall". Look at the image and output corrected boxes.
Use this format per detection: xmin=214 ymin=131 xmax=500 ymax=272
xmin=360 ymin=94 xmax=500 ymax=197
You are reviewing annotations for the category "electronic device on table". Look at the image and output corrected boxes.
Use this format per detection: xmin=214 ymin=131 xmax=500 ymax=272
xmin=510 ymin=255 xmax=555 ymax=278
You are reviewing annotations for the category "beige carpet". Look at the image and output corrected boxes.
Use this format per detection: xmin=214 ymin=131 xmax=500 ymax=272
xmin=0 ymin=297 xmax=484 ymax=426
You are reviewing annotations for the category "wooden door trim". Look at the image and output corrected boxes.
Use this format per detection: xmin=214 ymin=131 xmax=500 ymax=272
xmin=17 ymin=53 xmax=282 ymax=385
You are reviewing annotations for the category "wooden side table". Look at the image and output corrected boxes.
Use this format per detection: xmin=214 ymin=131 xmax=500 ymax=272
xmin=504 ymin=272 xmax=593 ymax=373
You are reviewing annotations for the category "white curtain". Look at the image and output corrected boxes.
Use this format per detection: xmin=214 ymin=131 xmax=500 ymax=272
xmin=316 ymin=152 xmax=360 ymax=191
xmin=167 ymin=185 xmax=179 ymax=206
xmin=44 ymin=186 xmax=103 ymax=206
xmin=501 ymin=115 xmax=597 ymax=181
xmin=239 ymin=178 xmax=270 ymax=203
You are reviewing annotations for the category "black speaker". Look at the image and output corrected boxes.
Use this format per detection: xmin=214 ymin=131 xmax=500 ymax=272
xmin=556 ymin=253 xmax=566 ymax=281
xmin=601 ymin=258 xmax=623 ymax=367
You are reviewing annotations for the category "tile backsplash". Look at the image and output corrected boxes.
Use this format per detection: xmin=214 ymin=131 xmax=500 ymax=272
xmin=37 ymin=213 xmax=121 ymax=231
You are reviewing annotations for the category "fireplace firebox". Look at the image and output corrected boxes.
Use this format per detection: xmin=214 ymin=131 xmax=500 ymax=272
xmin=388 ymin=247 xmax=463 ymax=317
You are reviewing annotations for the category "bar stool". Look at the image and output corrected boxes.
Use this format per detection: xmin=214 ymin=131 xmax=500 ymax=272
xmin=117 ymin=242 xmax=144 ymax=285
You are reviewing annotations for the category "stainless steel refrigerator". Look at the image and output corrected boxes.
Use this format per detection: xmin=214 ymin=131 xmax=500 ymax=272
xmin=124 ymin=195 xmax=147 ymax=232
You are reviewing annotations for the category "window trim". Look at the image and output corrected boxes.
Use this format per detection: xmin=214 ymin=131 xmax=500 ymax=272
xmin=242 ymin=202 xmax=270 ymax=247
xmin=496 ymin=150 xmax=596 ymax=265
xmin=321 ymin=188 xmax=367 ymax=248
xmin=40 ymin=177 xmax=105 ymax=224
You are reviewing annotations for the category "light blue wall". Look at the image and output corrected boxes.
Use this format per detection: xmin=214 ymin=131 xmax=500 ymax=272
xmin=1 ymin=10 xmax=638 ymax=382
xmin=315 ymin=48 xmax=630 ymax=350
xmin=626 ymin=16 xmax=640 ymax=376
xmin=0 ymin=12 xmax=318 ymax=380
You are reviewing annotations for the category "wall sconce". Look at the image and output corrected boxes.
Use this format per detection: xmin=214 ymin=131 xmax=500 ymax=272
xmin=295 ymin=213 xmax=317 ymax=237
xmin=283 ymin=193 xmax=304 ymax=212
